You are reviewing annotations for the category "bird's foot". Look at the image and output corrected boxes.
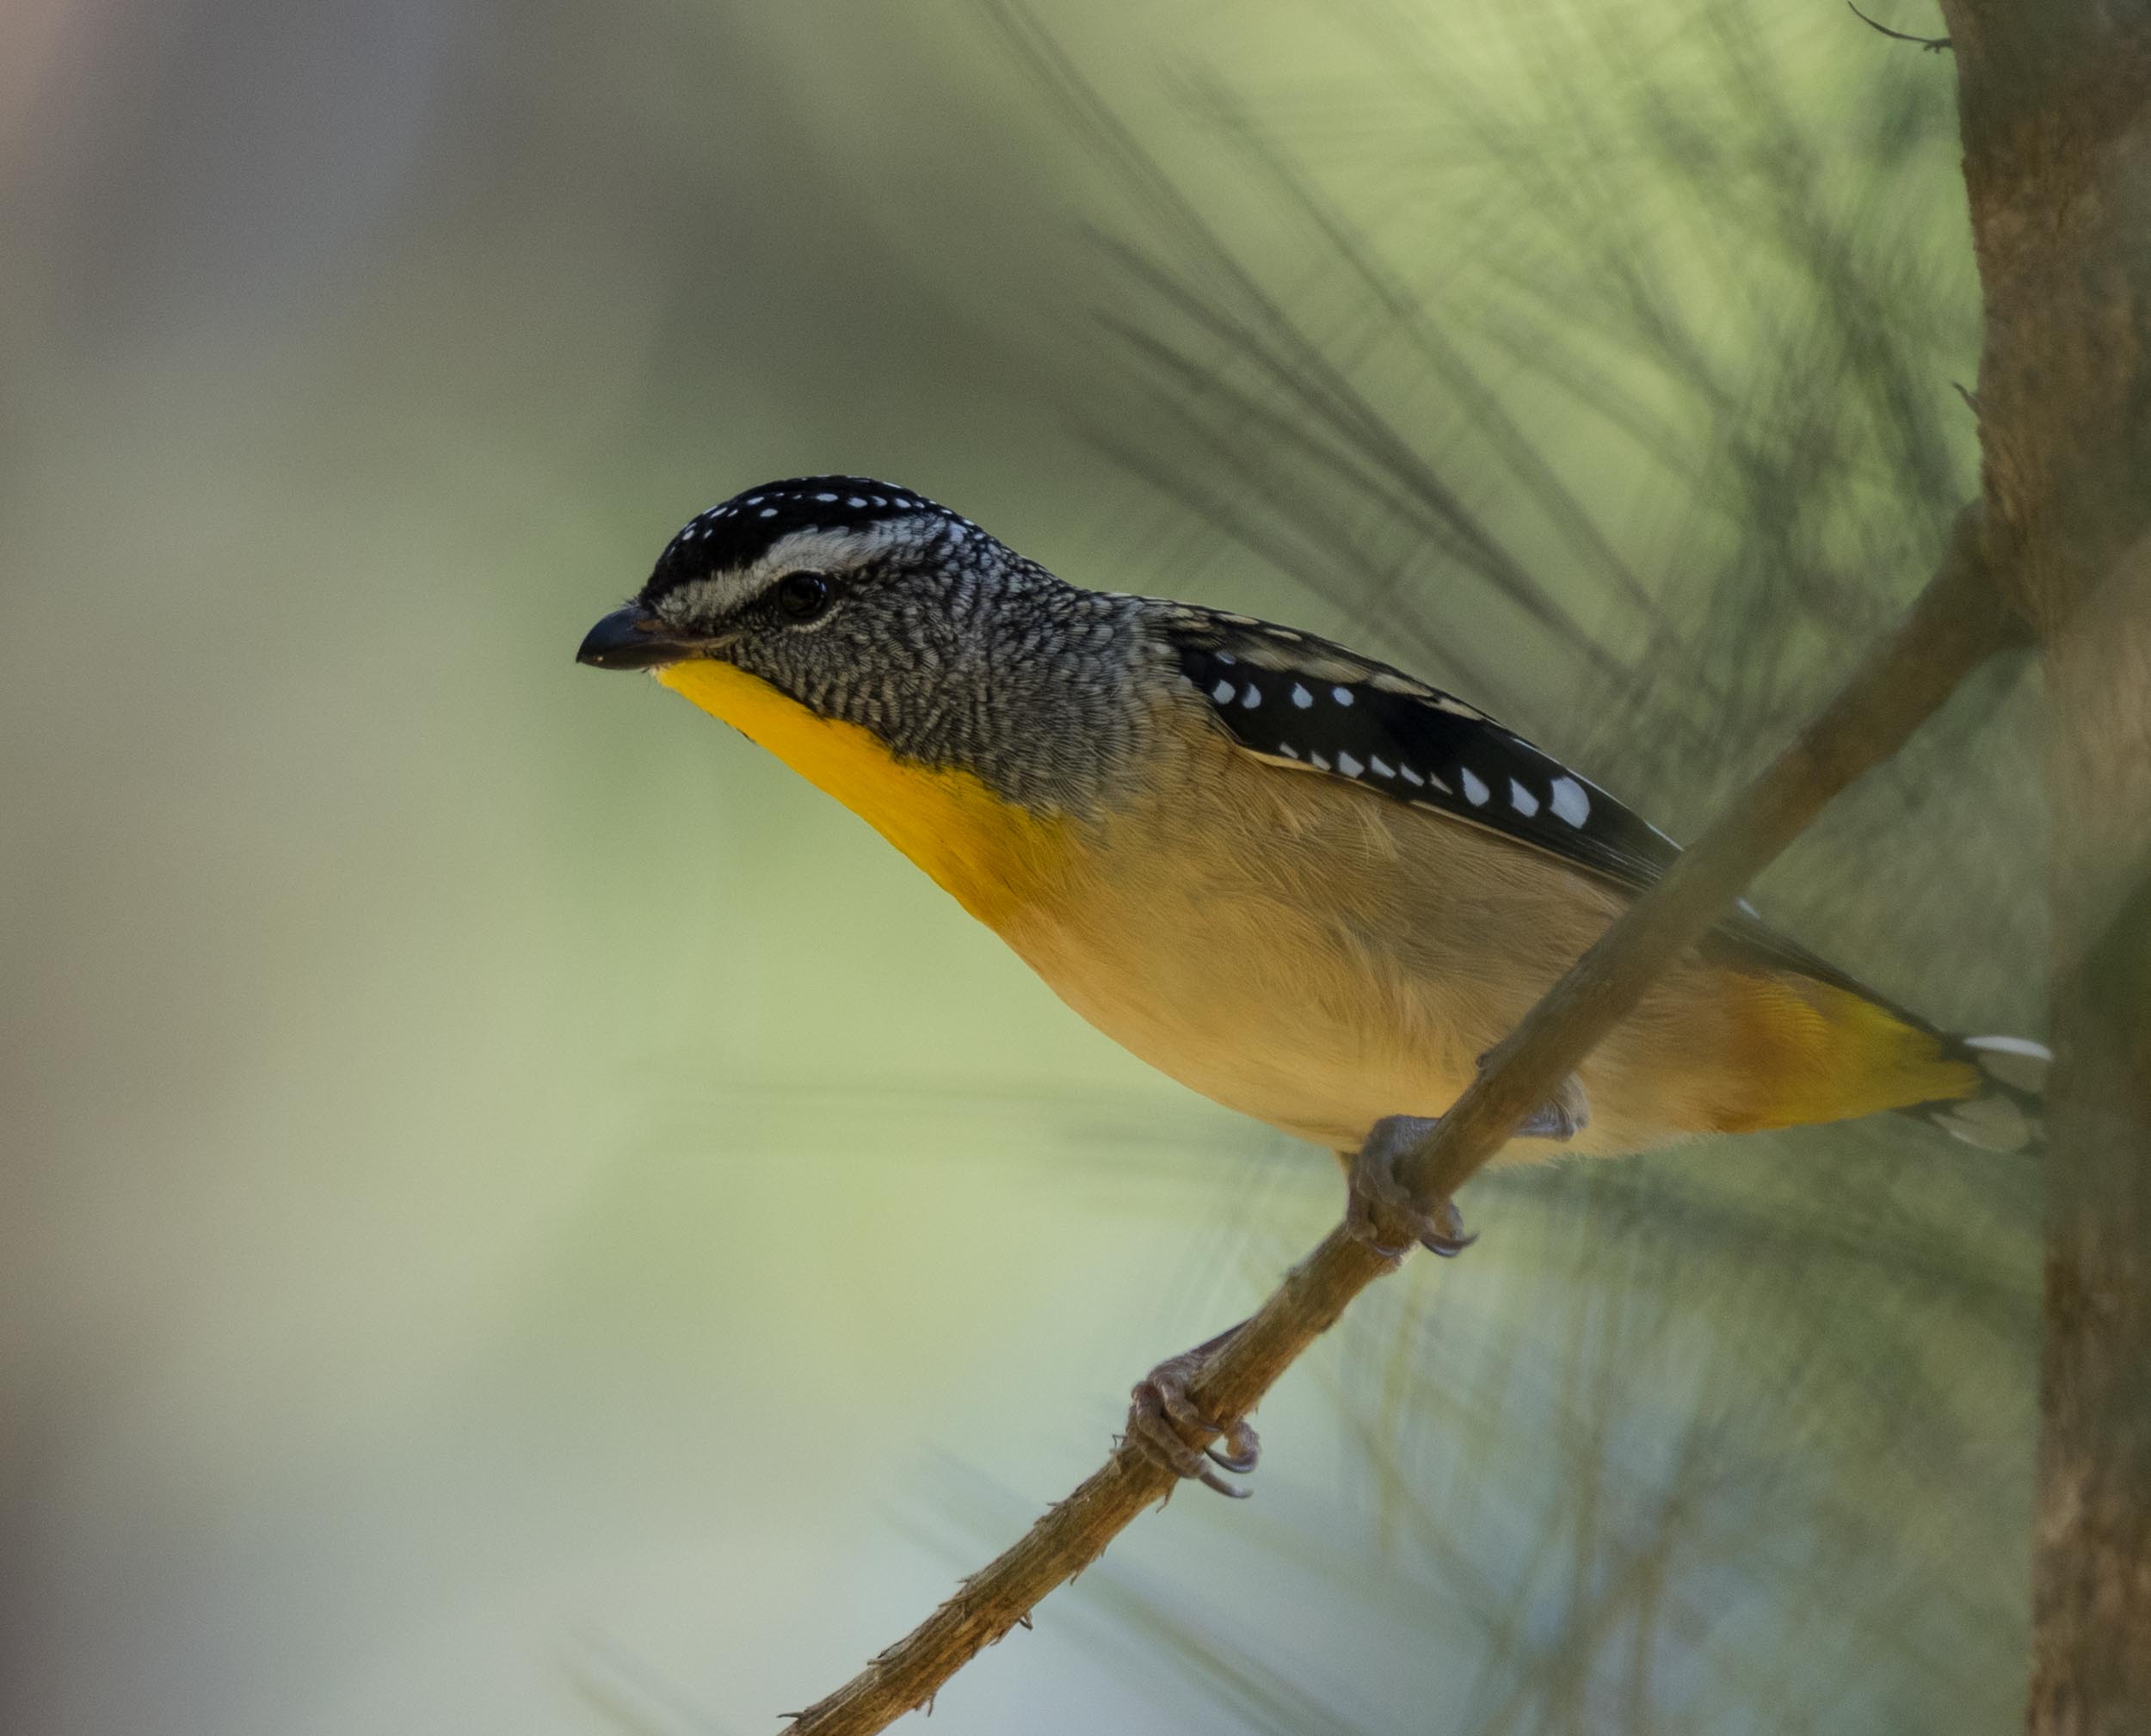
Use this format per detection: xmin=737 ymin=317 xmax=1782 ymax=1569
xmin=1345 ymin=1115 xmax=1476 ymax=1259
xmin=1123 ymin=1324 xmax=1260 ymax=1499
xmin=1345 ymin=1080 xmax=1588 ymax=1259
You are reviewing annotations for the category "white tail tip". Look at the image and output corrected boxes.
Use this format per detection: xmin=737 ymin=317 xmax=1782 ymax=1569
xmin=1963 ymin=1034 xmax=2052 ymax=1096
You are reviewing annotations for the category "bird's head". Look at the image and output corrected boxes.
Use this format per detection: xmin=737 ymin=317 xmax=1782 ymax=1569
xmin=577 ymin=477 xmax=1147 ymax=812
xmin=578 ymin=475 xmax=999 ymax=680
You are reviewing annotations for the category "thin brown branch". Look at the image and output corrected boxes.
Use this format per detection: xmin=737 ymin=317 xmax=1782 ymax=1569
xmin=780 ymin=508 xmax=2016 ymax=1736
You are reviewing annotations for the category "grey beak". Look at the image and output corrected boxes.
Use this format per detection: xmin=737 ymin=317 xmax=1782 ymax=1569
xmin=576 ymin=606 xmax=698 ymax=671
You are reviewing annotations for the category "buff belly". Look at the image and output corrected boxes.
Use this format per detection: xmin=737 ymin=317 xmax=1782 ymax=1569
xmin=653 ymin=662 xmax=1973 ymax=1160
xmin=992 ymin=760 xmax=1977 ymax=1160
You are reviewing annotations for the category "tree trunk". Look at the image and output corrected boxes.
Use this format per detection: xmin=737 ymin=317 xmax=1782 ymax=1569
xmin=1938 ymin=5 xmax=2151 ymax=1730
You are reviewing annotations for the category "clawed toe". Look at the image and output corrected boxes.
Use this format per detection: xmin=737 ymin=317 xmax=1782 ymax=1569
xmin=1418 ymin=1199 xmax=1476 ymax=1258
xmin=1514 ymin=1072 xmax=1591 ymax=1142
xmin=1346 ymin=1185 xmax=1475 ymax=1259
xmin=1344 ymin=1114 xmax=1476 ymax=1259
xmin=1125 ymin=1339 xmax=1261 ymax=1499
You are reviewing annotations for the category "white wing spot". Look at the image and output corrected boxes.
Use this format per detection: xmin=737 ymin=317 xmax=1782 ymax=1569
xmin=1291 ymin=684 xmax=1314 ymax=708
xmin=1461 ymin=767 xmax=1490 ymax=806
xmin=847 ymin=496 xmax=866 ymax=507
xmin=1332 ymin=686 xmax=1354 ymax=706
xmin=745 ymin=496 xmax=764 ymax=505
xmin=1509 ymin=779 xmax=1540 ymax=817
xmin=1276 ymin=743 xmax=1300 ymax=760
xmin=1549 ymin=776 xmax=1591 ymax=827
xmin=1310 ymin=752 xmax=1333 ymax=772
xmin=758 ymin=508 xmax=778 ymax=518
xmin=1370 ymin=756 xmax=1395 ymax=778
xmin=1215 ymin=650 xmax=1236 ymax=664
xmin=1336 ymin=752 xmax=1365 ymax=778
xmin=814 ymin=493 xmax=837 ymax=502
xmin=1399 ymin=765 xmax=1424 ymax=787
xmin=1211 ymin=679 xmax=1236 ymax=704
xmin=1240 ymin=684 xmax=1261 ymax=707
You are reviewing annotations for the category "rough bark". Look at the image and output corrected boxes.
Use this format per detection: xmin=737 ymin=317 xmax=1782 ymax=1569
xmin=1938 ymin=3 xmax=2151 ymax=1730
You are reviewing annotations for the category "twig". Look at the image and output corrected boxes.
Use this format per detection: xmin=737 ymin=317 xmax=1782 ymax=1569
xmin=780 ymin=508 xmax=2016 ymax=1735
xmin=1846 ymin=3 xmax=1952 ymax=52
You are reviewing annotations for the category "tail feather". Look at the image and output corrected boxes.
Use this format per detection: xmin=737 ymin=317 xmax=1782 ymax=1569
xmin=1909 ymin=1034 xmax=2051 ymax=1154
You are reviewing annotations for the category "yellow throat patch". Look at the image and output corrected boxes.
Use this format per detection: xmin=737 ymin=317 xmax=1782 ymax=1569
xmin=655 ymin=658 xmax=1072 ymax=930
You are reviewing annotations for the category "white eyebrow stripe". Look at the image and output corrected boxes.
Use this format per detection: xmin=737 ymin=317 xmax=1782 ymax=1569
xmin=652 ymin=521 xmax=905 ymax=624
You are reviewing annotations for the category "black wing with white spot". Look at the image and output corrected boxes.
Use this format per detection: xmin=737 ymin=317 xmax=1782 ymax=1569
xmin=1167 ymin=607 xmax=1681 ymax=890
xmin=1162 ymin=606 xmax=1906 ymax=1008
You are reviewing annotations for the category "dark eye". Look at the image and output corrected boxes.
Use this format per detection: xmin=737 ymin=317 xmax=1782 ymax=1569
xmin=773 ymin=570 xmax=833 ymax=622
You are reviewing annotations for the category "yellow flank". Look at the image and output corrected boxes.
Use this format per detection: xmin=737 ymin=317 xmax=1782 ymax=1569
xmin=654 ymin=659 xmax=1072 ymax=929
xmin=1713 ymin=971 xmax=1980 ymax=1132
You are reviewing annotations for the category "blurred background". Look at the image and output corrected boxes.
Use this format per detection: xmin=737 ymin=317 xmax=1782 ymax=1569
xmin=2 ymin=2 xmax=2048 ymax=1732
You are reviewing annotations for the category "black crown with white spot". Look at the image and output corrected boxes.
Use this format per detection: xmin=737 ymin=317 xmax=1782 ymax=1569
xmin=643 ymin=476 xmax=973 ymax=598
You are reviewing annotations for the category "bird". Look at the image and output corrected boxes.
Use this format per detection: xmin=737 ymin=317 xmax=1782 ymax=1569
xmin=577 ymin=474 xmax=2049 ymax=1493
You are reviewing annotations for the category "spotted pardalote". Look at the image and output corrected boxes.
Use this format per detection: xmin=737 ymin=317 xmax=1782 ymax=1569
xmin=576 ymin=475 xmax=2047 ymax=1486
